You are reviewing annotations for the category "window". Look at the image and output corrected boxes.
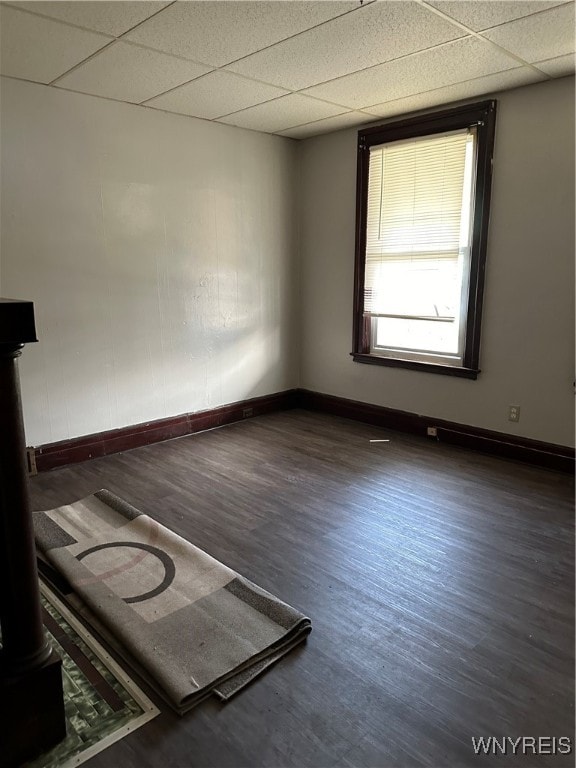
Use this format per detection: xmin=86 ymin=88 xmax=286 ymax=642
xmin=352 ymin=101 xmax=497 ymax=378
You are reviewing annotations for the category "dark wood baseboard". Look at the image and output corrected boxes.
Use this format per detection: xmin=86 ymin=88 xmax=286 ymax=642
xmin=34 ymin=390 xmax=298 ymax=472
xmin=32 ymin=387 xmax=574 ymax=474
xmin=295 ymin=389 xmax=575 ymax=474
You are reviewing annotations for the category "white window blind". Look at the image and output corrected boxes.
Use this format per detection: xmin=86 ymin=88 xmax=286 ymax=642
xmin=364 ymin=129 xmax=475 ymax=321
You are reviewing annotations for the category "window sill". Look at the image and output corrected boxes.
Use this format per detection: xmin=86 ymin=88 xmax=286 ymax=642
xmin=351 ymin=352 xmax=479 ymax=379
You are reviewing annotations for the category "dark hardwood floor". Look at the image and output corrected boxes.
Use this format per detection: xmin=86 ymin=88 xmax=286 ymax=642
xmin=29 ymin=410 xmax=574 ymax=768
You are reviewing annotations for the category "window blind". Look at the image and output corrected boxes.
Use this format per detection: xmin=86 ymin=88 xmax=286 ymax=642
xmin=364 ymin=129 xmax=475 ymax=320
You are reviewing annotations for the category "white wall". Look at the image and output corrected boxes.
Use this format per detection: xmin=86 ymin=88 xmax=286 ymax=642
xmin=0 ymin=78 xmax=298 ymax=447
xmin=298 ymin=77 xmax=575 ymax=447
xmin=2 ymin=76 xmax=573 ymax=450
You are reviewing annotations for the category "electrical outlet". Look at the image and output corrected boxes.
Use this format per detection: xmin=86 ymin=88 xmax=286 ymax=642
xmin=508 ymin=405 xmax=521 ymax=422
xmin=427 ymin=427 xmax=437 ymax=437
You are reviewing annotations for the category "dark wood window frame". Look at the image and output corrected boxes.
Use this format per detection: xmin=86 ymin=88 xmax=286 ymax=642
xmin=352 ymin=100 xmax=497 ymax=379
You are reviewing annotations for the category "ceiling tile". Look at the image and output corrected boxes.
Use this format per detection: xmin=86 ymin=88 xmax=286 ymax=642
xmin=0 ymin=5 xmax=111 ymax=83
xmin=278 ymin=111 xmax=376 ymax=140
xmin=367 ymin=67 xmax=547 ymax=118
xmin=54 ymin=41 xmax=211 ymax=104
xmin=303 ymin=37 xmax=519 ymax=110
xmin=146 ymin=71 xmax=288 ymax=120
xmin=482 ymin=3 xmax=575 ymax=62
xmin=217 ymin=94 xmax=346 ymax=133
xmin=426 ymin=1 xmax=568 ymax=32
xmin=125 ymin=1 xmax=359 ymax=67
xmin=228 ymin=1 xmax=465 ymax=91
xmin=12 ymin=1 xmax=171 ymax=37
xmin=534 ymin=53 xmax=576 ymax=76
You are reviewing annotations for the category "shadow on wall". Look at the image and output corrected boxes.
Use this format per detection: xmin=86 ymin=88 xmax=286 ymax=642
xmin=19 ymin=261 xmax=289 ymax=445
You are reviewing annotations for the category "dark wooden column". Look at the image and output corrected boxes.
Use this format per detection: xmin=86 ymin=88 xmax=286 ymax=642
xmin=0 ymin=299 xmax=66 ymax=768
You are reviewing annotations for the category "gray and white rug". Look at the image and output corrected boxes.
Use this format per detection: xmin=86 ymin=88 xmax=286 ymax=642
xmin=34 ymin=490 xmax=311 ymax=714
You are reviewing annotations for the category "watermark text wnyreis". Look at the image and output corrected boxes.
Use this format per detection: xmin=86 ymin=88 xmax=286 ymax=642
xmin=471 ymin=736 xmax=572 ymax=756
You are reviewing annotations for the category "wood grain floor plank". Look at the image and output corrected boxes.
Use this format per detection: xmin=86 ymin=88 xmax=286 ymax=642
xmin=28 ymin=411 xmax=574 ymax=767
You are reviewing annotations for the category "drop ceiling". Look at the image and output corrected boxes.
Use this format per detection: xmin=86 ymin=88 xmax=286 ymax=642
xmin=0 ymin=0 xmax=574 ymax=139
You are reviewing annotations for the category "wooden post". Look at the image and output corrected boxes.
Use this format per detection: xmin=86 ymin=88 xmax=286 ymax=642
xmin=0 ymin=299 xmax=66 ymax=768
